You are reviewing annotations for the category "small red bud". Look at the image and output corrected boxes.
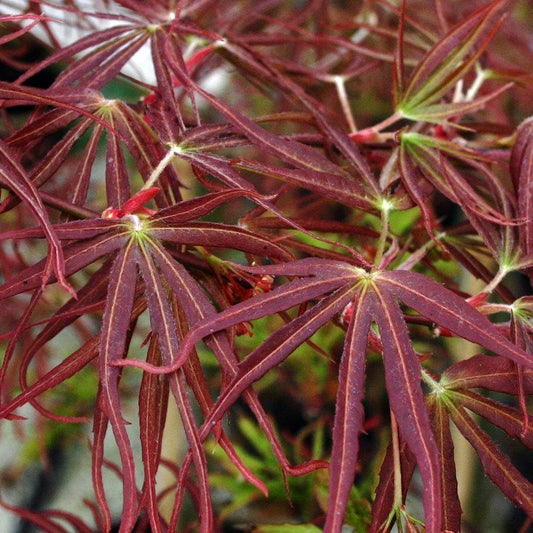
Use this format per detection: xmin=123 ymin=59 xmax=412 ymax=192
xmin=101 ymin=187 xmax=160 ymax=219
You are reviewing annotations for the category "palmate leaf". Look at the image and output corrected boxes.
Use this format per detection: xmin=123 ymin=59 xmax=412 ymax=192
xmin=2 ymin=1 xmax=532 ymax=530
xmin=399 ymin=134 xmax=511 ymax=244
xmin=0 ymin=82 xmax=116 ymax=134
xmin=0 ymin=227 xmax=128 ymax=300
xmin=115 ymin=259 xmax=361 ymax=374
xmin=177 ymin=145 xmax=376 ymax=264
xmin=5 ymin=88 xmax=171 ymax=216
xmin=117 ymin=257 xmax=533 ymax=531
xmin=6 ymin=95 xmax=170 ymax=214
xmin=163 ymin=43 xmax=377 ymax=209
xmin=209 ymin=34 xmax=381 ymax=197
xmin=137 ymin=241 xmax=333 ymax=527
xmin=397 ymin=0 xmax=509 ymax=121
xmin=173 ymin=287 xmax=402 ymax=533
xmin=0 ymin=183 xmax=298 ymax=527
xmin=430 ymin=353 xmax=533 ymax=521
xmin=0 ymin=188 xmax=287 ymax=300
xmin=14 ymin=24 xmax=141 ymax=86
xmin=400 ymin=83 xmax=512 ymax=123
xmin=447 ymin=389 xmax=533 ymax=448
xmin=170 ymin=286 xmax=358 ymax=529
xmin=172 ymin=137 xmax=372 ymax=267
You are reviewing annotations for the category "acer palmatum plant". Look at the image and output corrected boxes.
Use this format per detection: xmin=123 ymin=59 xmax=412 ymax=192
xmin=0 ymin=0 xmax=533 ymax=531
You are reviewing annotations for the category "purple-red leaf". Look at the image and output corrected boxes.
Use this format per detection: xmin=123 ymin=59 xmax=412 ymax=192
xmin=0 ymin=337 xmax=99 ymax=420
xmin=511 ymin=117 xmax=533 ymax=259
xmin=99 ymin=242 xmax=139 ymax=531
xmin=169 ymin=284 xmax=358 ymax=511
xmin=426 ymin=396 xmax=462 ymax=532
xmin=379 ymin=270 xmax=533 ymax=370
xmin=0 ymin=229 xmax=128 ymax=300
xmin=398 ymin=0 xmax=509 ymax=116
xmin=371 ymin=288 xmax=442 ymax=533
xmin=369 ymin=438 xmax=417 ymax=533
xmin=0 ymin=139 xmax=74 ymax=296
xmin=150 ymin=189 xmax=269 ymax=224
xmin=441 ymin=354 xmax=533 ymax=394
xmin=151 ymin=242 xmax=322 ymax=481
xmin=448 ymin=389 xmax=533 ymax=448
xmin=324 ymin=288 xmax=372 ymax=533
xmin=116 ymin=263 xmax=357 ymax=374
xmin=449 ymin=404 xmax=533 ymax=517
xmin=232 ymin=158 xmax=371 ymax=210
xmin=148 ymin=223 xmax=293 ymax=262
xmin=0 ymin=81 xmax=116 ymax=134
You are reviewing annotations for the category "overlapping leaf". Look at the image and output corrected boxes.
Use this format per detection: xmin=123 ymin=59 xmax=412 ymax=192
xmin=0 ymin=0 xmax=530 ymax=530
xmin=396 ymin=0 xmax=509 ymax=122
xmin=117 ymin=258 xmax=533 ymax=532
